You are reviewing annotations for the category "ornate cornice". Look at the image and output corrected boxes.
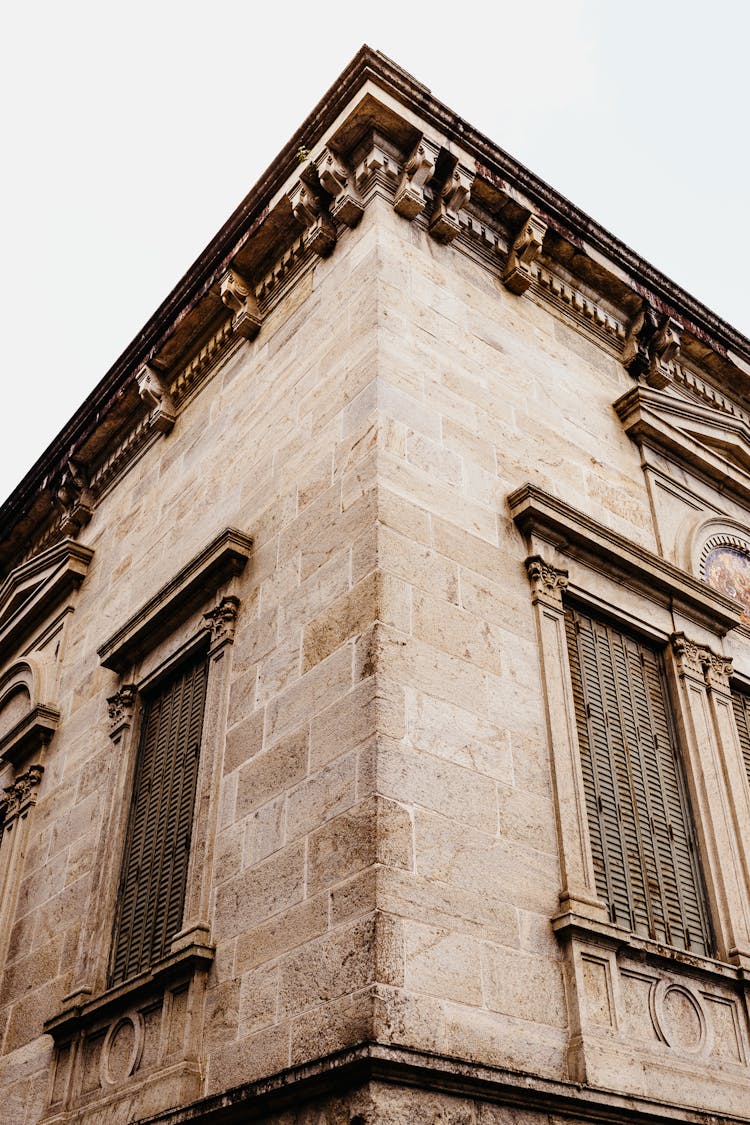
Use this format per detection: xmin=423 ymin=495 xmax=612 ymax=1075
xmin=98 ymin=528 xmax=252 ymax=673
xmin=510 ymin=483 xmax=740 ymax=634
xmin=3 ymin=47 xmax=750 ymax=581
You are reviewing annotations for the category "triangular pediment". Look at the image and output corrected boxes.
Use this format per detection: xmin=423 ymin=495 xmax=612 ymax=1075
xmin=615 ymin=383 xmax=750 ymax=494
xmin=0 ymin=539 xmax=94 ymax=666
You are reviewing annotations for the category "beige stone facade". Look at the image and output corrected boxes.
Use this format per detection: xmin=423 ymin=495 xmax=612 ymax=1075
xmin=1 ymin=45 xmax=750 ymax=1125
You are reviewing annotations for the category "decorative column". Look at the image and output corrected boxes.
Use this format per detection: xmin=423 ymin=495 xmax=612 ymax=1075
xmin=0 ymin=764 xmax=44 ymax=972
xmin=670 ymin=634 xmax=750 ymax=970
xmin=524 ymin=556 xmax=609 ymax=923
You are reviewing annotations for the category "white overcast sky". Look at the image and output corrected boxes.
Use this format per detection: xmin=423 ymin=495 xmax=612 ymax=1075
xmin=1 ymin=1 xmax=748 ymax=506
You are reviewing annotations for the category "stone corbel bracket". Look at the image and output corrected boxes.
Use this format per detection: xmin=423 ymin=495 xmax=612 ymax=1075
xmin=136 ymin=364 xmax=177 ymax=434
xmin=623 ymin=303 xmax=682 ymax=386
xmin=503 ymin=212 xmax=548 ymax=295
xmin=428 ymin=160 xmax=474 ymax=245
xmin=393 ymin=136 xmax=438 ymax=220
xmin=315 ymin=149 xmax=364 ymax=229
xmin=219 ymin=268 xmax=263 ymax=342
xmin=55 ymin=459 xmax=94 ymax=538
xmin=288 ymin=179 xmax=337 ymax=258
xmin=648 ymin=315 xmax=682 ymax=387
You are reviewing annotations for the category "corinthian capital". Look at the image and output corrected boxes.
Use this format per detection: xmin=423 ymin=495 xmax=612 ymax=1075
xmin=525 ymin=555 xmax=569 ymax=608
xmin=204 ymin=595 xmax=240 ymax=650
xmin=3 ymin=764 xmax=44 ymax=822
xmin=107 ymin=684 xmax=137 ymax=738
xmin=671 ymin=633 xmax=732 ymax=689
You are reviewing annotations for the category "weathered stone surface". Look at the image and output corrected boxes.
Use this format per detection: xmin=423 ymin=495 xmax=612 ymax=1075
xmin=2 ymin=47 xmax=749 ymax=1125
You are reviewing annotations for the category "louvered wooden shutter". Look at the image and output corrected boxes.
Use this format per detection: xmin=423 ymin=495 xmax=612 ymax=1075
xmin=110 ymin=650 xmax=208 ymax=986
xmin=565 ymin=608 xmax=712 ymax=957
xmin=731 ymin=689 xmax=750 ymax=791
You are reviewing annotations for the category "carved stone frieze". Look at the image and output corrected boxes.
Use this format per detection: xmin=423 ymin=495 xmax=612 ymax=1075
xmin=393 ymin=137 xmax=436 ymax=220
xmin=525 ymin=555 xmax=569 ymax=608
xmin=503 ymin=212 xmax=547 ymax=295
xmin=429 ymin=163 xmax=474 ymax=245
xmin=532 ymin=264 xmax=628 ymax=351
xmin=203 ymin=594 xmax=240 ymax=650
xmin=315 ymin=149 xmax=364 ymax=229
xmin=219 ymin=268 xmax=263 ymax=342
xmin=169 ymin=318 xmax=234 ymax=406
xmin=289 ymin=181 xmax=336 ymax=258
xmin=2 ymin=763 xmax=44 ymax=822
xmin=107 ymin=684 xmax=137 ymax=738
xmin=136 ymin=365 xmax=177 ymax=434
xmin=671 ymin=632 xmax=732 ymax=689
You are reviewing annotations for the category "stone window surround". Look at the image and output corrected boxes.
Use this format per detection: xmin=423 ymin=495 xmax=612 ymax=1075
xmin=510 ymin=482 xmax=750 ymax=979
xmin=43 ymin=527 xmax=252 ymax=1121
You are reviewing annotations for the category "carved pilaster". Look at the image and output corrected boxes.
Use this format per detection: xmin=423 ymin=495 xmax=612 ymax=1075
xmin=525 ymin=555 xmax=569 ymax=609
xmin=289 ymin=181 xmax=336 ymax=258
xmin=219 ymin=269 xmax=262 ymax=342
xmin=315 ymin=149 xmax=364 ymax=229
xmin=503 ymin=212 xmax=547 ymax=295
xmin=393 ymin=137 xmax=436 ymax=220
xmin=55 ymin=460 xmax=94 ymax=537
xmin=203 ymin=595 xmax=240 ymax=653
xmin=106 ymin=684 xmax=137 ymax=740
xmin=429 ymin=164 xmax=473 ymax=244
xmin=136 ymin=365 xmax=177 ymax=434
xmin=3 ymin=764 xmax=44 ymax=822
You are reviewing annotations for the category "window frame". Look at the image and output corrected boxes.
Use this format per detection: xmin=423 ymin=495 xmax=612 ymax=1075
xmin=563 ymin=601 xmax=714 ymax=957
xmin=45 ymin=526 xmax=250 ymax=1035
xmin=511 ymin=483 xmax=750 ymax=974
xmin=108 ymin=640 xmax=211 ymax=988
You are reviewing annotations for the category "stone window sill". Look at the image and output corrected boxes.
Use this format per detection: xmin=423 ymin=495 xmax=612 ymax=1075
xmin=552 ymin=909 xmax=744 ymax=984
xmin=44 ymin=938 xmax=214 ymax=1039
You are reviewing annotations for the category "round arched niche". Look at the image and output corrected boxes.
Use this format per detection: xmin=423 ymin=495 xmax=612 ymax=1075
xmin=0 ymin=657 xmax=58 ymax=765
xmin=687 ymin=517 xmax=750 ymax=619
xmin=0 ymin=684 xmax=32 ymax=742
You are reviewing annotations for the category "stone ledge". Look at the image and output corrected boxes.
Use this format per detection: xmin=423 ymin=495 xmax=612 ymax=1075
xmin=131 ymin=1042 xmax=750 ymax=1125
xmin=552 ymin=909 xmax=747 ymax=985
xmin=44 ymin=939 xmax=215 ymax=1040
